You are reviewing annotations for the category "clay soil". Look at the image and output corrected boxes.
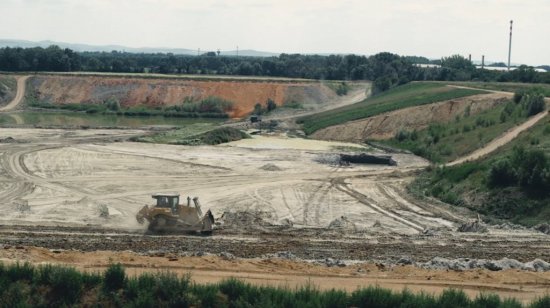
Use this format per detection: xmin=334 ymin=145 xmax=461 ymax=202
xmin=28 ymin=75 xmax=349 ymax=118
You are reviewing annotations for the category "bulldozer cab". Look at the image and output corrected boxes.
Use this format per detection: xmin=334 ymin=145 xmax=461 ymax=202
xmin=153 ymin=193 xmax=179 ymax=214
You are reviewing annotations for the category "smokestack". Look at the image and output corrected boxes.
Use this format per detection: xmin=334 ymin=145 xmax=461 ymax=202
xmin=468 ymin=54 xmax=471 ymax=62
xmin=482 ymin=55 xmax=485 ymax=69
xmin=508 ymin=20 xmax=513 ymax=71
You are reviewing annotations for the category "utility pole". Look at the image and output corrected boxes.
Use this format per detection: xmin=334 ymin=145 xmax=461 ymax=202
xmin=508 ymin=20 xmax=513 ymax=71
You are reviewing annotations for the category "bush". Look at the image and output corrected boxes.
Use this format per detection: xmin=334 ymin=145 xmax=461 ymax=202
xmin=336 ymin=82 xmax=349 ymax=96
xmin=511 ymin=146 xmax=549 ymax=191
xmin=488 ymin=159 xmax=517 ymax=187
xmin=0 ymin=281 xmax=27 ymax=307
xmin=47 ymin=265 xmax=84 ymax=305
xmin=266 ymin=98 xmax=277 ymax=112
xmin=531 ymin=296 xmax=550 ymax=308
xmin=7 ymin=262 xmax=34 ymax=282
xmin=513 ymin=90 xmax=524 ymax=103
xmin=103 ymin=263 xmax=126 ymax=293
xmin=522 ymin=93 xmax=545 ymax=116
xmin=437 ymin=289 xmax=470 ymax=308
xmin=350 ymin=286 xmax=401 ymax=308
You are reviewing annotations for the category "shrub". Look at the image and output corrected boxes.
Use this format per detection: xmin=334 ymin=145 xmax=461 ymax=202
xmin=336 ymin=82 xmax=349 ymax=96
xmin=530 ymin=296 xmax=550 ymax=308
xmin=522 ymin=93 xmax=545 ymax=116
xmin=488 ymin=159 xmax=517 ymax=187
xmin=517 ymin=89 xmax=546 ymax=116
xmin=395 ymin=130 xmax=410 ymax=142
xmin=349 ymin=286 xmax=401 ymax=308
xmin=103 ymin=263 xmax=126 ymax=293
xmin=7 ymin=262 xmax=34 ymax=282
xmin=511 ymin=146 xmax=548 ymax=191
xmin=266 ymin=98 xmax=277 ymax=112
xmin=437 ymin=289 xmax=470 ymax=308
xmin=48 ymin=266 xmax=84 ymax=305
xmin=513 ymin=90 xmax=524 ymax=103
xmin=472 ymin=293 xmax=503 ymax=308
xmin=0 ymin=281 xmax=27 ymax=307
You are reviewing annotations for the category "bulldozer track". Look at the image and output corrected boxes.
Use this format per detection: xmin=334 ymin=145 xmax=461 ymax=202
xmin=332 ymin=178 xmax=425 ymax=232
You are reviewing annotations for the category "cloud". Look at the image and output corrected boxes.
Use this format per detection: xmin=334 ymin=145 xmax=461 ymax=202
xmin=0 ymin=0 xmax=548 ymax=64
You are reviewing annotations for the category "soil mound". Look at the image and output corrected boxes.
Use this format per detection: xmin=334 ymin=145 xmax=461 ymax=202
xmin=328 ymin=216 xmax=357 ymax=232
xmin=218 ymin=211 xmax=273 ymax=229
xmin=457 ymin=220 xmax=488 ymax=233
xmin=260 ymin=163 xmax=283 ymax=171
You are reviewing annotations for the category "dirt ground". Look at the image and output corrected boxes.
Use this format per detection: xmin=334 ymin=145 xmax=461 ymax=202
xmin=0 ymin=128 xmax=549 ymax=301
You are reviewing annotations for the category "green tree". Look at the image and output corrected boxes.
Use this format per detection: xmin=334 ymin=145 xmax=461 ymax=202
xmin=440 ymin=55 xmax=474 ymax=71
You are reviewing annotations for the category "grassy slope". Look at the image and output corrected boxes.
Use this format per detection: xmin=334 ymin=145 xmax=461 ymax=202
xmin=449 ymin=81 xmax=550 ymax=97
xmin=299 ymin=82 xmax=485 ymax=134
xmin=411 ymin=115 xmax=550 ymax=226
xmin=379 ymin=102 xmax=527 ymax=163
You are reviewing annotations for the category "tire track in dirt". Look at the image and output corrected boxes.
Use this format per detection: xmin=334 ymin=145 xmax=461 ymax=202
xmin=332 ymin=178 xmax=425 ymax=232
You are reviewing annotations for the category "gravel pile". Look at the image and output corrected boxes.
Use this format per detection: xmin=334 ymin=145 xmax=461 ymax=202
xmin=417 ymin=257 xmax=550 ymax=272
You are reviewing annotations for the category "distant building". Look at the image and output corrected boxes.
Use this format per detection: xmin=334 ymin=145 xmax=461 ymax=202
xmin=475 ymin=66 xmax=548 ymax=73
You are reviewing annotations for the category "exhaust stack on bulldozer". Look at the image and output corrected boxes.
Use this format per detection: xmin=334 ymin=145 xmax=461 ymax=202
xmin=136 ymin=193 xmax=214 ymax=234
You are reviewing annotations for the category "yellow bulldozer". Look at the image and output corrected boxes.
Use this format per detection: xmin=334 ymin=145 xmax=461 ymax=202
xmin=136 ymin=193 xmax=214 ymax=234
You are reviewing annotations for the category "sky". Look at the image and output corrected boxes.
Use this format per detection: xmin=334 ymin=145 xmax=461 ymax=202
xmin=1 ymin=0 xmax=549 ymax=65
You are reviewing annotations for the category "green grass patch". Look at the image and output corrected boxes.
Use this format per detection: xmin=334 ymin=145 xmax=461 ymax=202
xmin=0 ymin=262 xmax=546 ymax=307
xmin=450 ymin=81 xmax=550 ymax=97
xmin=299 ymin=82 xmax=485 ymax=134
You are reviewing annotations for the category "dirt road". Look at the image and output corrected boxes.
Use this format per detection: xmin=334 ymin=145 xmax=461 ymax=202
xmin=447 ymin=110 xmax=548 ymax=166
xmin=0 ymin=75 xmax=29 ymax=112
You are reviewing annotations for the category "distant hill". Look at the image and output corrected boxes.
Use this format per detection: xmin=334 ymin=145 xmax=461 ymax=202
xmin=0 ymin=39 xmax=280 ymax=57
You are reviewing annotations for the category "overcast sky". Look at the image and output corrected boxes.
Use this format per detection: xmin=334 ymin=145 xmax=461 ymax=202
xmin=2 ymin=0 xmax=549 ymax=65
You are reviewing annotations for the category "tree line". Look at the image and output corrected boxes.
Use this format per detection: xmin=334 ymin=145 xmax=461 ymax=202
xmin=1 ymin=45 xmax=549 ymax=93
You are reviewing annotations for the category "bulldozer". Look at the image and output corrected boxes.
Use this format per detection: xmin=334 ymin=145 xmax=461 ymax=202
xmin=136 ymin=193 xmax=214 ymax=234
